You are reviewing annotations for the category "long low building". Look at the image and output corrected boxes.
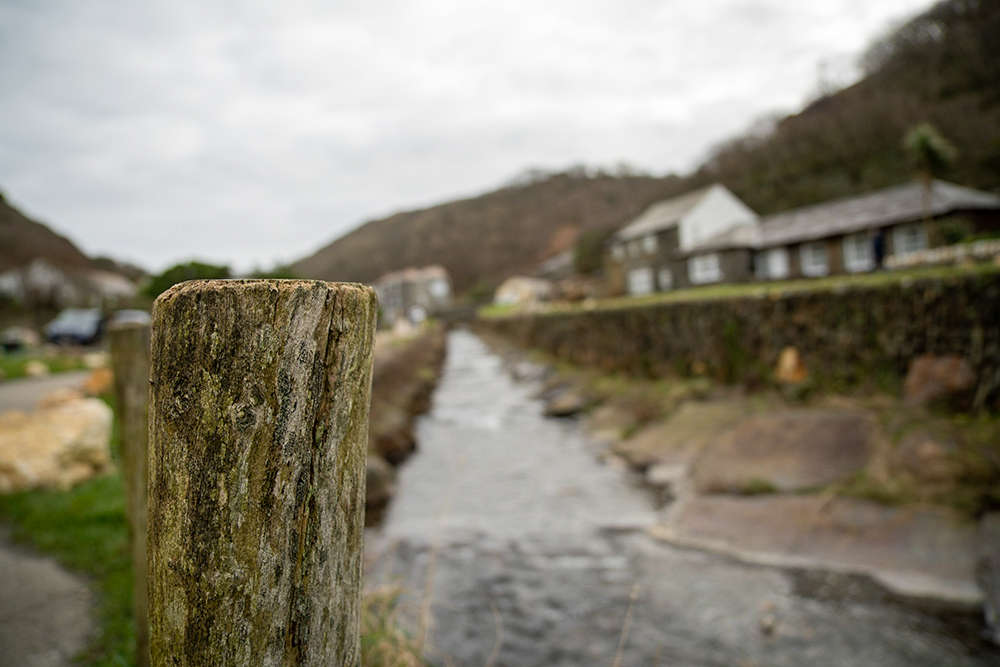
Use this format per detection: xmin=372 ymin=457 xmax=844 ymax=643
xmin=750 ymin=179 xmax=1000 ymax=281
xmin=606 ymin=180 xmax=1000 ymax=295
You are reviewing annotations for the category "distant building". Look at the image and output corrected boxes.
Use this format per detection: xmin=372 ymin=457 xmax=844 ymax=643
xmin=751 ymin=180 xmax=1000 ymax=280
xmin=535 ymin=249 xmax=576 ymax=282
xmin=605 ymin=180 xmax=1000 ymax=295
xmin=0 ymin=258 xmax=137 ymax=308
xmin=374 ymin=265 xmax=452 ymax=325
xmin=605 ymin=184 xmax=760 ymax=295
xmin=493 ymin=276 xmax=554 ymax=307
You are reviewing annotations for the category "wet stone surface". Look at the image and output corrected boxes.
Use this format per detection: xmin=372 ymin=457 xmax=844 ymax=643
xmin=366 ymin=330 xmax=999 ymax=667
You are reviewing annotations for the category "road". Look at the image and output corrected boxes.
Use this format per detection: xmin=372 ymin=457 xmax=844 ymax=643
xmin=0 ymin=371 xmax=90 ymax=412
xmin=0 ymin=370 xmax=97 ymax=667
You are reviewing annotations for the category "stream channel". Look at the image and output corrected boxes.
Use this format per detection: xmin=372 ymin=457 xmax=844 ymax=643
xmin=366 ymin=329 xmax=997 ymax=667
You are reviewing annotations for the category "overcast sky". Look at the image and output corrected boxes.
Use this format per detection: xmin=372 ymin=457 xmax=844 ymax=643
xmin=0 ymin=0 xmax=931 ymax=273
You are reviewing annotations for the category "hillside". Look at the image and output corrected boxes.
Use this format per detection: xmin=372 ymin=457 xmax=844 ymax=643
xmin=293 ymin=172 xmax=689 ymax=294
xmin=699 ymin=0 xmax=1000 ymax=213
xmin=294 ymin=0 xmax=999 ymax=295
xmin=0 ymin=192 xmax=97 ymax=275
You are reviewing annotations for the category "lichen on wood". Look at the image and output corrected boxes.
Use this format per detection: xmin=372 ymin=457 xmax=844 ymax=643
xmin=147 ymin=280 xmax=377 ymax=666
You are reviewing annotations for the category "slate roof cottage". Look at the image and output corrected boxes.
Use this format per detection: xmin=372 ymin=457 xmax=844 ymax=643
xmin=752 ymin=180 xmax=1000 ymax=280
xmin=606 ymin=184 xmax=760 ymax=295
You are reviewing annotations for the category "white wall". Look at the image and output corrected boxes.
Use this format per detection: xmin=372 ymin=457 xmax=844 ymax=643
xmin=678 ymin=185 xmax=759 ymax=251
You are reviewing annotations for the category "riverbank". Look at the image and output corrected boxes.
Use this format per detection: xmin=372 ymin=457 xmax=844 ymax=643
xmin=366 ymin=322 xmax=448 ymax=525
xmin=367 ymin=329 xmax=1000 ymax=666
xmin=478 ymin=330 xmax=1000 ymax=611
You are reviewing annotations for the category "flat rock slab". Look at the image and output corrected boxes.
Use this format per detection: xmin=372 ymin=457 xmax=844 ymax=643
xmin=614 ymin=401 xmax=748 ymax=468
xmin=658 ymin=494 xmax=980 ymax=603
xmin=692 ymin=410 xmax=872 ymax=493
xmin=0 ymin=526 xmax=95 ymax=666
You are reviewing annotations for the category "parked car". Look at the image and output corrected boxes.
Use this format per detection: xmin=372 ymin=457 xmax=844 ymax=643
xmin=110 ymin=309 xmax=151 ymax=326
xmin=0 ymin=326 xmax=40 ymax=353
xmin=44 ymin=308 xmax=105 ymax=345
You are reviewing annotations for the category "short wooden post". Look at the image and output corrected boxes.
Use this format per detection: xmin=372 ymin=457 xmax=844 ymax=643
xmin=147 ymin=280 xmax=377 ymax=666
xmin=109 ymin=321 xmax=152 ymax=667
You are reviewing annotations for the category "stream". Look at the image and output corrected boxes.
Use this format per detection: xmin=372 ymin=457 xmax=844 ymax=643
xmin=366 ymin=329 xmax=997 ymax=667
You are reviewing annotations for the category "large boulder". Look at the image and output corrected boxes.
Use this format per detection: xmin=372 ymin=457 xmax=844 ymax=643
xmin=0 ymin=390 xmax=114 ymax=493
xmin=543 ymin=388 xmax=588 ymax=417
xmin=614 ymin=401 xmax=748 ymax=469
xmin=692 ymin=410 xmax=873 ymax=494
xmin=903 ymin=354 xmax=975 ymax=408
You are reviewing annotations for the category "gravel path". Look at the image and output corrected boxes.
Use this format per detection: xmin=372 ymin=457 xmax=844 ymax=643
xmin=0 ymin=371 xmax=91 ymax=412
xmin=0 ymin=371 xmax=98 ymax=666
xmin=0 ymin=526 xmax=95 ymax=667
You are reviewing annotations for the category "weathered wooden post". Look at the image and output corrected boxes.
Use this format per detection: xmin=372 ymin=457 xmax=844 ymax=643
xmin=147 ymin=280 xmax=377 ymax=666
xmin=109 ymin=321 xmax=152 ymax=667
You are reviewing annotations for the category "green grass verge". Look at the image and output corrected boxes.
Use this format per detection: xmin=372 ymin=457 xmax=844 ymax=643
xmin=0 ymin=472 xmax=135 ymax=666
xmin=0 ymin=352 xmax=88 ymax=381
xmin=478 ymin=263 xmax=1000 ymax=319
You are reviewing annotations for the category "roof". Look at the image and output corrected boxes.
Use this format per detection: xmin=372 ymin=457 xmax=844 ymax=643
xmin=759 ymin=180 xmax=1000 ymax=248
xmin=679 ymin=223 xmax=761 ymax=257
xmin=374 ymin=264 xmax=449 ymax=287
xmin=614 ymin=185 xmax=714 ymax=241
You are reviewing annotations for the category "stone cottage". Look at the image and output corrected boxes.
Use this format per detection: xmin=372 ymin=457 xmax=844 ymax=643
xmin=373 ymin=265 xmax=452 ymax=326
xmin=605 ymin=184 xmax=760 ymax=296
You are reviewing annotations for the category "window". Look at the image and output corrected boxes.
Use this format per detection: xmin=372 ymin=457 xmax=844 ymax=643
xmin=627 ymin=267 xmax=655 ymax=295
xmin=642 ymin=234 xmax=658 ymax=254
xmin=688 ymin=253 xmax=722 ymax=285
xmin=766 ymin=248 xmax=790 ymax=280
xmin=893 ymin=223 xmax=927 ymax=256
xmin=753 ymin=251 xmax=768 ymax=280
xmin=843 ymin=232 xmax=874 ymax=273
xmin=799 ymin=241 xmax=828 ymax=277
xmin=657 ymin=268 xmax=673 ymax=291
xmin=428 ymin=278 xmax=450 ymax=299
xmin=611 ymin=244 xmax=626 ymax=261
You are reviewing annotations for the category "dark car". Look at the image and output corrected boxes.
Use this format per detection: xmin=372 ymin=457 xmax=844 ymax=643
xmin=44 ymin=308 xmax=105 ymax=345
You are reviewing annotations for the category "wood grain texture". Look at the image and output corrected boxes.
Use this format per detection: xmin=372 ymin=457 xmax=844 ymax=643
xmin=147 ymin=280 xmax=377 ymax=667
xmin=109 ymin=322 xmax=152 ymax=667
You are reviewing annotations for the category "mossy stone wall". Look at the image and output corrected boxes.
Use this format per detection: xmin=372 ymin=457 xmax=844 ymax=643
xmin=479 ymin=274 xmax=1000 ymax=409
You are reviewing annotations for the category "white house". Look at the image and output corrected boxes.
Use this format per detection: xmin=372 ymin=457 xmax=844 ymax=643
xmin=607 ymin=184 xmax=760 ymax=295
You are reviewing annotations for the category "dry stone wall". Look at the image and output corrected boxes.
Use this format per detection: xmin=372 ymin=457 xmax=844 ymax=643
xmin=478 ymin=273 xmax=1000 ymax=410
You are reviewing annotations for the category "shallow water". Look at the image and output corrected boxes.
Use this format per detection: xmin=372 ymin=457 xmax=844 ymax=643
xmin=367 ymin=329 xmax=998 ymax=667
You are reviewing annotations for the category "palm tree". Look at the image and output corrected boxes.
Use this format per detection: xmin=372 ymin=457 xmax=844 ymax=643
xmin=903 ymin=123 xmax=958 ymax=225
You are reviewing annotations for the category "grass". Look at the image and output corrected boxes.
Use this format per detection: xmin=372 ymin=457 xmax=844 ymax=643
xmin=0 ymin=350 xmax=88 ymax=381
xmin=361 ymin=586 xmax=426 ymax=667
xmin=0 ymin=473 xmax=135 ymax=666
xmin=478 ymin=263 xmax=1000 ymax=319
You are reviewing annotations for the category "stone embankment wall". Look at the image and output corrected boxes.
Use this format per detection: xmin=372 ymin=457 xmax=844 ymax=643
xmin=478 ymin=273 xmax=1000 ymax=410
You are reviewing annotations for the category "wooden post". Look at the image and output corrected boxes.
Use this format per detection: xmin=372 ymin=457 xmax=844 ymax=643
xmin=109 ymin=321 xmax=152 ymax=667
xmin=147 ymin=280 xmax=377 ymax=666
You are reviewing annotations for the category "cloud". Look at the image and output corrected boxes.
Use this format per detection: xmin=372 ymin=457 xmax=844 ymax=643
xmin=0 ymin=0 xmax=930 ymax=272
